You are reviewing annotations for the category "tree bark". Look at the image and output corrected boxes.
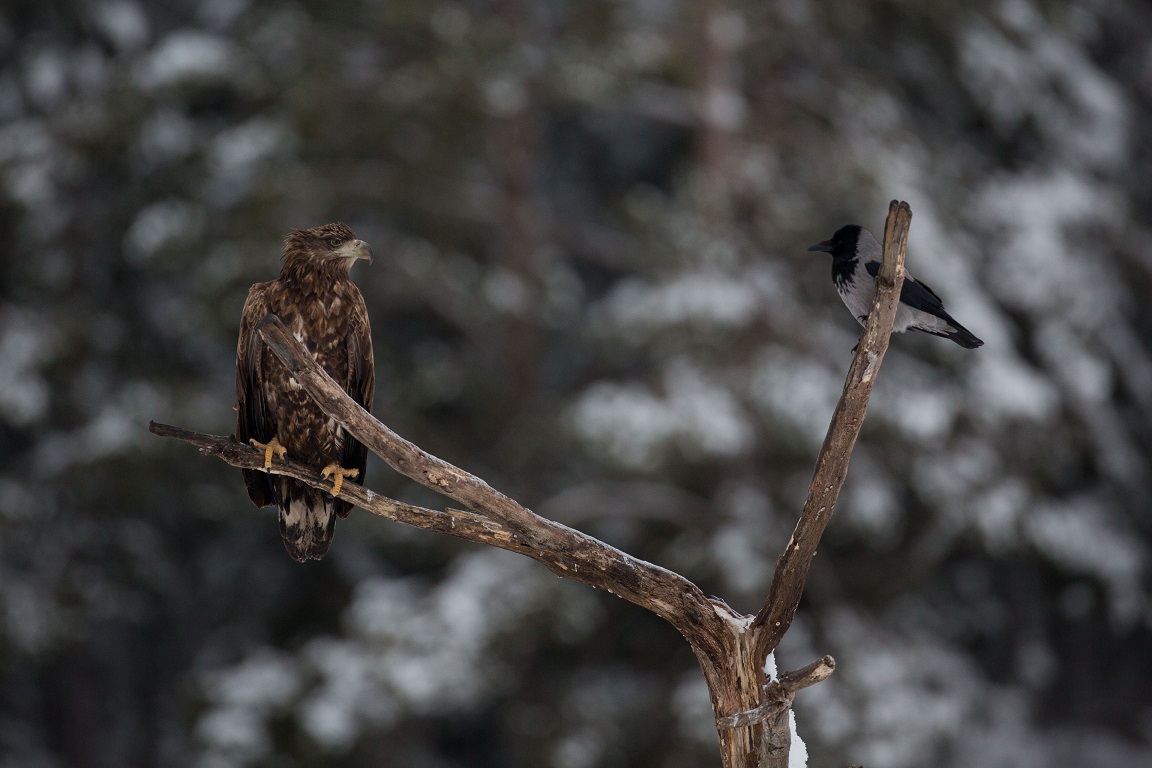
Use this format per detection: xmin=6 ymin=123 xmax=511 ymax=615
xmin=152 ymin=201 xmax=913 ymax=767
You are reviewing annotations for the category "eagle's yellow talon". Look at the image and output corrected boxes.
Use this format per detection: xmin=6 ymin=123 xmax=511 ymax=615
xmin=321 ymin=464 xmax=359 ymax=496
xmin=249 ymin=437 xmax=287 ymax=469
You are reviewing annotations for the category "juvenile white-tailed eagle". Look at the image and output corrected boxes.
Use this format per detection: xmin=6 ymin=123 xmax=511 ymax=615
xmin=236 ymin=223 xmax=375 ymax=561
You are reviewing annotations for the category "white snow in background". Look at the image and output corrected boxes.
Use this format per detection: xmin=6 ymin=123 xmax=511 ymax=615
xmin=570 ymin=381 xmax=675 ymax=470
xmin=976 ymin=169 xmax=1124 ymax=326
xmin=3 ymin=581 xmax=60 ymax=653
xmin=197 ymin=0 xmax=254 ymax=30
xmin=711 ymin=484 xmax=774 ymax=592
xmin=210 ymin=118 xmax=289 ymax=173
xmin=572 ymin=361 xmax=753 ymax=470
xmin=747 ymin=348 xmax=840 ymax=448
xmin=483 ymin=266 xmax=532 ymax=315
xmin=205 ymin=118 xmax=291 ymax=205
xmin=841 ymin=460 xmax=903 ymax=549
xmin=125 ymin=199 xmax=203 ymax=261
xmin=196 ymin=650 xmax=299 ymax=763
xmin=672 ymin=672 xmax=715 ymax=746
xmin=553 ymin=671 xmax=655 ymax=768
xmin=960 ymin=9 xmax=1127 ymax=168
xmin=1023 ymin=498 xmax=1143 ymax=625
xmin=915 ymin=438 xmax=1000 ymax=503
xmin=553 ymin=731 xmax=604 ymax=768
xmin=317 ymin=553 xmax=545 ymax=739
xmin=886 ymin=386 xmax=956 ymax=442
xmin=136 ymin=31 xmax=239 ymax=90
xmin=597 ymin=271 xmax=762 ymax=341
xmin=870 ymin=354 xmax=961 ymax=442
xmin=969 ymin=351 xmax=1059 ymax=422
xmin=483 ymin=76 xmax=527 ymax=117
xmin=195 ymin=552 xmax=554 ymax=762
xmin=965 ymin=478 xmax=1030 ymax=553
xmin=93 ymin=1 xmax=150 ymax=52
xmin=665 ymin=361 xmax=754 ymax=458
xmin=24 ymin=47 xmax=68 ymax=109
xmin=711 ymin=524 xmax=770 ymax=593
xmin=1036 ymin=322 xmax=1112 ymax=404
xmin=798 ymin=601 xmax=1152 ymax=768
xmin=818 ymin=609 xmax=985 ymax=768
xmin=299 ymin=640 xmax=393 ymax=750
xmin=136 ymin=108 xmax=196 ymax=167
xmin=0 ymin=120 xmax=58 ymax=208
xmin=0 ymin=310 xmax=53 ymax=426
xmin=34 ymin=380 xmax=161 ymax=476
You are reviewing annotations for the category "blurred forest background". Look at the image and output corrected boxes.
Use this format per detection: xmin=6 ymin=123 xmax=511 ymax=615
xmin=1 ymin=0 xmax=1151 ymax=766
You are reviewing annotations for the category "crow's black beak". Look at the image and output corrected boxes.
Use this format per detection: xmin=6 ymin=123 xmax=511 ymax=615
xmin=807 ymin=240 xmax=834 ymax=253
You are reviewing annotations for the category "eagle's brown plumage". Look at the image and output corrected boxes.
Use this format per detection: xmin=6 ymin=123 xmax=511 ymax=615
xmin=236 ymin=223 xmax=375 ymax=562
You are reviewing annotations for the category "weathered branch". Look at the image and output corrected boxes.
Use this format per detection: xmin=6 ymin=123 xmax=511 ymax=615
xmin=751 ymin=201 xmax=910 ymax=659
xmin=778 ymin=655 xmax=837 ymax=694
xmin=715 ymin=656 xmax=835 ymax=730
xmin=148 ymin=422 xmax=516 ymax=546
xmin=152 ymin=201 xmax=914 ymax=768
xmin=152 ymin=414 xmax=732 ymax=633
xmin=248 ymin=315 xmax=735 ymax=646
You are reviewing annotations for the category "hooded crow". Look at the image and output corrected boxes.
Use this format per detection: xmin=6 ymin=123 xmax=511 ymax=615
xmin=808 ymin=225 xmax=983 ymax=349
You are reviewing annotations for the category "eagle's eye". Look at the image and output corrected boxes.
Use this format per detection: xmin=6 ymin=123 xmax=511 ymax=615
xmin=327 ymin=237 xmax=343 ymax=248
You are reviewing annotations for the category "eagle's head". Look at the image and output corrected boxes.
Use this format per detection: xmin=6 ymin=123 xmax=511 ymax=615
xmin=281 ymin=222 xmax=373 ymax=277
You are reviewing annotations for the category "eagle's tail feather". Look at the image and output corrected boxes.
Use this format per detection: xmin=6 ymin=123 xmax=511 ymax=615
xmin=276 ymin=482 xmax=337 ymax=562
xmin=242 ymin=467 xmax=274 ymax=508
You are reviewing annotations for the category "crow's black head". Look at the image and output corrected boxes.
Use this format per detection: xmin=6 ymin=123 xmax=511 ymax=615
xmin=808 ymin=225 xmax=863 ymax=260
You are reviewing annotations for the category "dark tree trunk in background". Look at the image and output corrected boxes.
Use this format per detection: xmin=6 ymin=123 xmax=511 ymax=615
xmin=488 ymin=0 xmax=549 ymax=410
xmin=694 ymin=0 xmax=745 ymax=217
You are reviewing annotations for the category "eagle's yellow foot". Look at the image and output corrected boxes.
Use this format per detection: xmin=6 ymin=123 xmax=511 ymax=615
xmin=321 ymin=464 xmax=359 ymax=496
xmin=249 ymin=437 xmax=288 ymax=469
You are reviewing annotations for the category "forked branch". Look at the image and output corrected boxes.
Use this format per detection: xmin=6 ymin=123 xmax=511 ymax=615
xmin=151 ymin=201 xmax=913 ymax=768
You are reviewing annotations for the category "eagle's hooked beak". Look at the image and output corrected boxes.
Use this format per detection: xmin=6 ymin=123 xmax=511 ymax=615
xmin=807 ymin=240 xmax=834 ymax=253
xmin=337 ymin=239 xmax=374 ymax=264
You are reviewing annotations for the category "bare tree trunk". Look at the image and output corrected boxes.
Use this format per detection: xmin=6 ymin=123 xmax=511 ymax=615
xmin=154 ymin=203 xmax=914 ymax=767
xmin=694 ymin=0 xmax=745 ymax=218
xmin=488 ymin=0 xmax=548 ymax=409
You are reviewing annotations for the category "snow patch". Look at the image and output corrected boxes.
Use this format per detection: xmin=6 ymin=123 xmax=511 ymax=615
xmin=599 ymin=272 xmax=762 ymax=340
xmin=572 ymin=361 xmax=753 ymax=470
xmin=137 ymin=32 xmax=239 ymax=90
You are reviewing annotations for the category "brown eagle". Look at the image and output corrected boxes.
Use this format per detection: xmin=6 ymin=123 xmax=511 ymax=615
xmin=236 ymin=223 xmax=375 ymax=562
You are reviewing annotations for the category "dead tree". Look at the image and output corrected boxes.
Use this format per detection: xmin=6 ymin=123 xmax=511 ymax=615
xmin=152 ymin=201 xmax=912 ymax=768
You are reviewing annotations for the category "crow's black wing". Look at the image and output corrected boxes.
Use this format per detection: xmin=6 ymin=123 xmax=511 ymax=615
xmin=864 ymin=260 xmax=947 ymax=316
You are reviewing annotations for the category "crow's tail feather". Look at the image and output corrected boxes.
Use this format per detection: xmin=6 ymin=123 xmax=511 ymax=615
xmin=946 ymin=322 xmax=983 ymax=349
